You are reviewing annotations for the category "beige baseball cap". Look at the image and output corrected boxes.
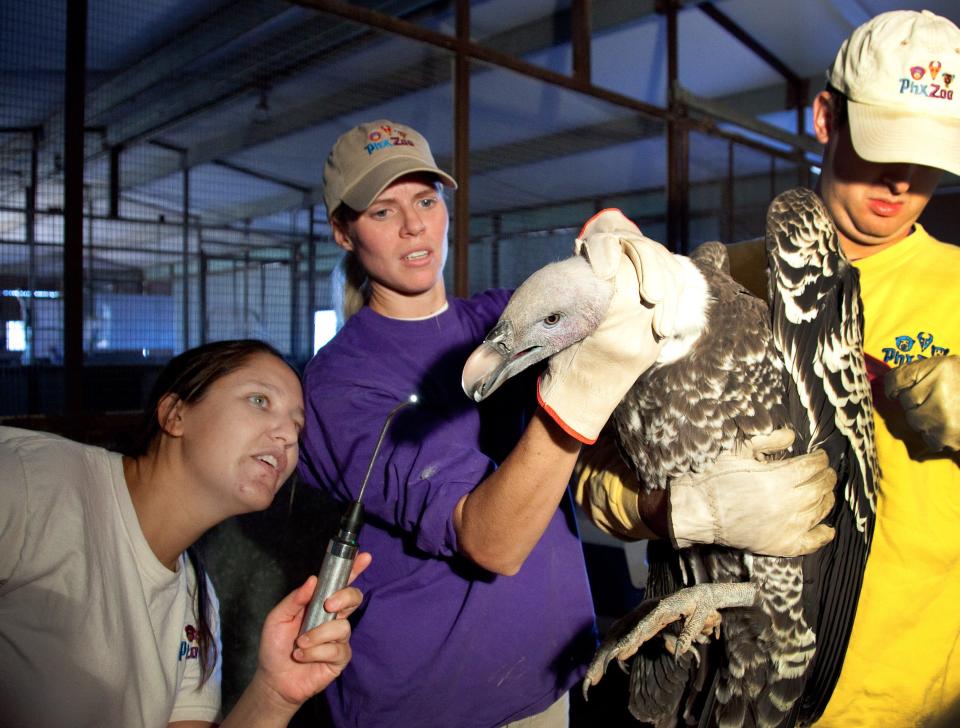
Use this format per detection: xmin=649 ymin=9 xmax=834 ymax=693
xmin=322 ymin=119 xmax=457 ymax=216
xmin=826 ymin=9 xmax=960 ymax=176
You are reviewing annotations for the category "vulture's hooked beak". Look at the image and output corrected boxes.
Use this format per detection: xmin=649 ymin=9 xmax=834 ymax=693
xmin=462 ymin=319 xmax=542 ymax=402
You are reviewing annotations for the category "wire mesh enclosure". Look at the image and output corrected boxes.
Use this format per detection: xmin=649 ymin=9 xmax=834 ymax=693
xmin=3 ymin=0 xmax=955 ymax=417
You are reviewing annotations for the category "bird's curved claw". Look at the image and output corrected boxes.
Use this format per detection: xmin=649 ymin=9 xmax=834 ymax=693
xmin=583 ymin=582 xmax=754 ymax=697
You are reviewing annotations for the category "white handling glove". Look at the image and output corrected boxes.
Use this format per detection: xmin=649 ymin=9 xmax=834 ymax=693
xmin=537 ymin=208 xmax=688 ymax=444
xmin=668 ymin=428 xmax=837 ymax=557
xmin=884 ymin=355 xmax=960 ymax=453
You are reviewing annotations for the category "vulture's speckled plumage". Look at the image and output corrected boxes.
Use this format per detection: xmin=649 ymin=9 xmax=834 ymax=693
xmin=461 ymin=188 xmax=878 ymax=727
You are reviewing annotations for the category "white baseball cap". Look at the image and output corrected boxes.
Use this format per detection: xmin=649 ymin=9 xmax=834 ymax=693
xmin=826 ymin=10 xmax=960 ymax=176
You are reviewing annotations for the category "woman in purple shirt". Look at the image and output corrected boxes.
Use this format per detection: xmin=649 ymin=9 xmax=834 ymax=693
xmin=298 ymin=119 xmax=837 ymax=728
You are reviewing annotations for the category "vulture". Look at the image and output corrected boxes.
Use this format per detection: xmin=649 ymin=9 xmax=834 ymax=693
xmin=461 ymin=188 xmax=878 ymax=727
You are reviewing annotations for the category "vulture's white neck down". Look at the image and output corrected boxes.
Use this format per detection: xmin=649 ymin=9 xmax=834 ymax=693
xmin=655 ymin=255 xmax=710 ymax=366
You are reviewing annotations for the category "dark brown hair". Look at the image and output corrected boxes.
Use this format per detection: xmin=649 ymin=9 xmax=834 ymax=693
xmin=127 ymin=338 xmax=295 ymax=685
xmin=824 ymin=84 xmax=849 ymax=129
xmin=129 ymin=339 xmax=291 ymax=458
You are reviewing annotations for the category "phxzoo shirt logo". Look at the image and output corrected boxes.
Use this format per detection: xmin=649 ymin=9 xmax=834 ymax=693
xmin=179 ymin=624 xmax=200 ymax=661
xmin=881 ymin=330 xmax=950 ymax=367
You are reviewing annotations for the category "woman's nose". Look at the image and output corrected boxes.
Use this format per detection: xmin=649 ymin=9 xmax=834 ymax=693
xmin=401 ymin=207 xmax=427 ymax=235
xmin=273 ymin=415 xmax=299 ymax=445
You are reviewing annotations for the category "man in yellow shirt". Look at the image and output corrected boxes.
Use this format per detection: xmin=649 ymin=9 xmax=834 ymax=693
xmin=806 ymin=11 xmax=960 ymax=725
xmin=577 ymin=9 xmax=960 ymax=726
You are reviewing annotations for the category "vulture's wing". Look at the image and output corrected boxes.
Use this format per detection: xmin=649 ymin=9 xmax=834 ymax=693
xmin=765 ymin=187 xmax=879 ymax=724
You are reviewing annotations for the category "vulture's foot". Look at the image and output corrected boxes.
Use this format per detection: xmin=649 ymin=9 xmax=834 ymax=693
xmin=582 ymin=582 xmax=756 ymax=698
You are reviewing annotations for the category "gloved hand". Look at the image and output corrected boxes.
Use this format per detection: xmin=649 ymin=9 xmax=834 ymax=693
xmin=884 ymin=355 xmax=960 ymax=453
xmin=668 ymin=428 xmax=837 ymax=557
xmin=537 ymin=208 xmax=689 ymax=444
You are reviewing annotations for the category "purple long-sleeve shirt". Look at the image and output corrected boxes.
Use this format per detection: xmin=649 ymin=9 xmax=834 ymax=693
xmin=299 ymin=290 xmax=595 ymax=728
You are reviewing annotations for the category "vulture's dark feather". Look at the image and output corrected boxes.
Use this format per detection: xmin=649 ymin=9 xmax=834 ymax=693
xmin=765 ymin=188 xmax=878 ymax=724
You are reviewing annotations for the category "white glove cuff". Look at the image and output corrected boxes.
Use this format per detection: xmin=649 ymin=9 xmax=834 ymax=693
xmin=667 ymin=476 xmax=718 ymax=549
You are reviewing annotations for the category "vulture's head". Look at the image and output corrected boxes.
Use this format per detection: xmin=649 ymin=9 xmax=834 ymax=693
xmin=462 ymin=256 xmax=614 ymax=402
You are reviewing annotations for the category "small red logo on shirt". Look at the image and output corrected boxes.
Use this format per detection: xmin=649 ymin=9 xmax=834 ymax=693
xmin=179 ymin=624 xmax=200 ymax=661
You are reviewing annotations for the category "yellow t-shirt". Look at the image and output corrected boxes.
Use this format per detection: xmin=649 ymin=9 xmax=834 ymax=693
xmin=816 ymin=225 xmax=960 ymax=727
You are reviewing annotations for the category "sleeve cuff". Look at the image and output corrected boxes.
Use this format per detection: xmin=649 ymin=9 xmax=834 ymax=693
xmin=666 ymin=479 xmax=715 ymax=549
xmin=572 ymin=437 xmax=648 ymax=540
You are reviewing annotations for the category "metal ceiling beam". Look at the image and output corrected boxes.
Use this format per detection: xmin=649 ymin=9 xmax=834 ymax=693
xmin=699 ymin=2 xmax=801 ymax=86
xmin=676 ymin=86 xmax=822 ymax=155
xmin=0 ymin=0 xmax=291 ymax=168
xmin=170 ymin=0 xmax=817 ymax=223
xmin=711 ymin=78 xmax=822 ymax=119
xmin=37 ymin=0 xmax=820 ymax=231
xmin=199 ymin=83 xmax=820 ymax=224
xmin=204 ymin=116 xmax=665 ymax=223
xmin=173 ymin=1 xmax=668 ymax=163
xmin=98 ymin=0 xmax=448 ymax=146
xmin=107 ymin=0 xmax=671 ymax=208
xmin=698 ymin=1 xmax=808 ymax=133
xmin=89 ymin=0 xmax=292 ymax=127
xmin=119 ymin=51 xmax=454 ymax=189
xmin=291 ymin=0 xmax=664 ymax=118
xmin=202 ymin=108 xmax=807 ymax=224
xmin=4 ymin=0 xmax=441 ymax=194
xmin=100 ymin=13 xmax=366 ymax=148
xmin=210 ymin=159 xmax=312 ymax=194
xmin=571 ymin=0 xmax=593 ymax=83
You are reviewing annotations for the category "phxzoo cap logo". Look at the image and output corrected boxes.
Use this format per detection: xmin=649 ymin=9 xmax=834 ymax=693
xmin=323 ymin=119 xmax=457 ymax=216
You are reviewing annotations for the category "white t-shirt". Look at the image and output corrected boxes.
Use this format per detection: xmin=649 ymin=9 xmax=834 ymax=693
xmin=0 ymin=427 xmax=222 ymax=727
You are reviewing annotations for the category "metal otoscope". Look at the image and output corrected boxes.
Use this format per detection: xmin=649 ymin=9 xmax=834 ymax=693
xmin=300 ymin=395 xmax=418 ymax=633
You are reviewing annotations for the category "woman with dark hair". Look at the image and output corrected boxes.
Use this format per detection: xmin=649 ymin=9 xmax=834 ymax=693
xmin=0 ymin=339 xmax=370 ymax=728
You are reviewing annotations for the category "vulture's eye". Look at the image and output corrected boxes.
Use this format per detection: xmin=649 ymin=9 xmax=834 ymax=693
xmin=543 ymin=313 xmax=562 ymax=327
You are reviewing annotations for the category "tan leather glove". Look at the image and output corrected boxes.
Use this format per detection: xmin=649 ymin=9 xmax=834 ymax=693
xmin=668 ymin=429 xmax=837 ymax=557
xmin=537 ymin=209 xmax=688 ymax=444
xmin=884 ymin=355 xmax=960 ymax=453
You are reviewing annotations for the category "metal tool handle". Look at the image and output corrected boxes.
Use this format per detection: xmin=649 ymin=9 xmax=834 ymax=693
xmin=298 ymin=397 xmax=416 ymax=635
xmin=300 ymin=537 xmax=358 ymax=633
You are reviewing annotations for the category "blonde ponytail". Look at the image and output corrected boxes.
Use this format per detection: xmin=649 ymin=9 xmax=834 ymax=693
xmin=333 ymin=249 xmax=369 ymax=324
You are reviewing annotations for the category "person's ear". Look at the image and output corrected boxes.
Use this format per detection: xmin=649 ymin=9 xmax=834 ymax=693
xmin=812 ymin=91 xmax=835 ymax=145
xmin=331 ymin=220 xmax=354 ymax=252
xmin=157 ymin=393 xmax=185 ymax=437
